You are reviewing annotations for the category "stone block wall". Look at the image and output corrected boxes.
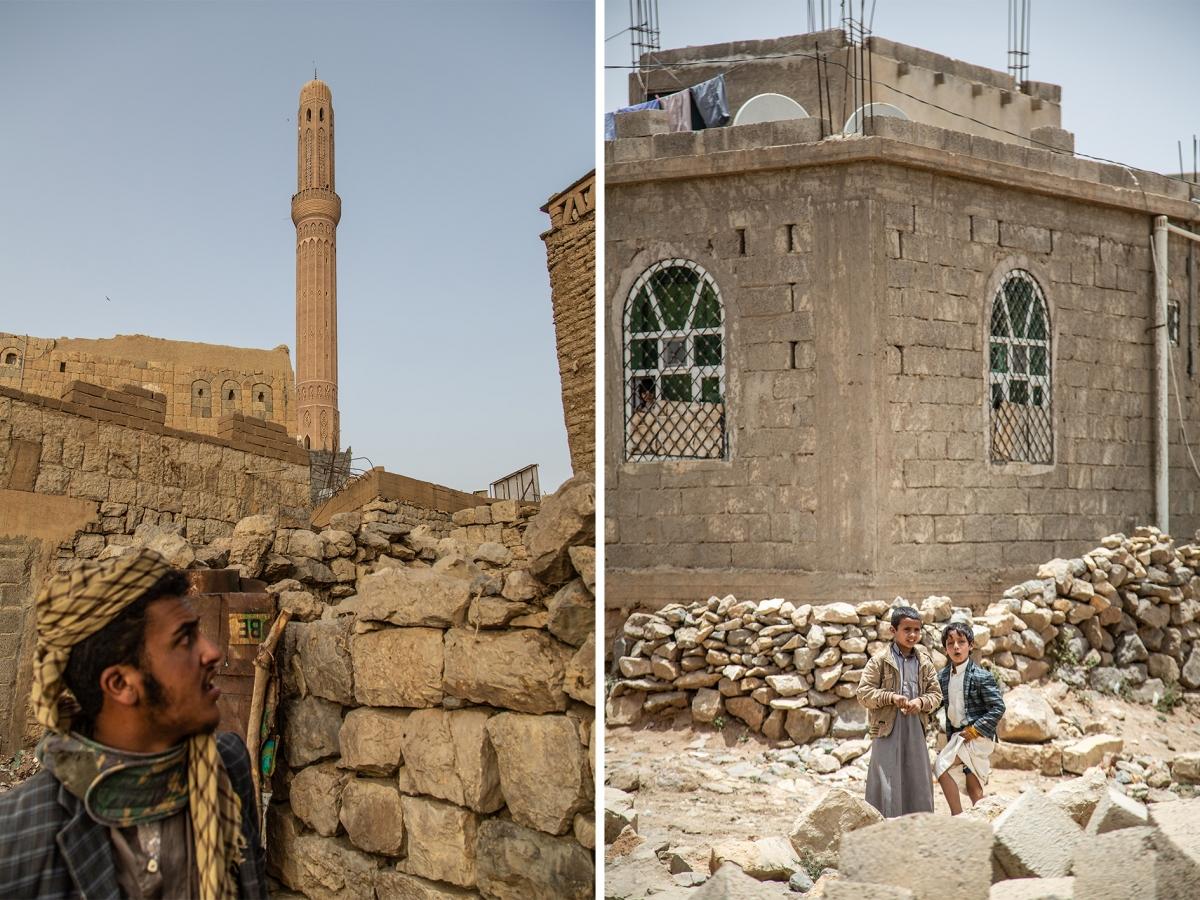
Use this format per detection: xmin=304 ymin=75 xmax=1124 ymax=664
xmin=542 ymin=172 xmax=596 ymax=475
xmin=608 ymin=527 xmax=1200 ymax=749
xmin=251 ymin=475 xmax=597 ymax=898
xmin=605 ymin=113 xmax=1200 ymax=617
xmin=0 ymin=332 xmax=296 ymax=438
xmin=0 ymin=383 xmax=311 ymax=548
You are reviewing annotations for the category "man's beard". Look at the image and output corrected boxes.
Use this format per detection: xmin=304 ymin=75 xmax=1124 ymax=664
xmin=141 ymin=669 xmax=219 ymax=735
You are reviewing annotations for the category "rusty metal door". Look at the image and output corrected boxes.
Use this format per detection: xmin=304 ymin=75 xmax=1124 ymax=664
xmin=187 ymin=571 xmax=276 ymax=742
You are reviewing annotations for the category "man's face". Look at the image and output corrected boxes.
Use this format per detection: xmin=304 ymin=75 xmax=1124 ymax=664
xmin=944 ymin=629 xmax=972 ymax=665
xmin=136 ymin=596 xmax=223 ymax=742
xmin=894 ymin=617 xmax=923 ymax=652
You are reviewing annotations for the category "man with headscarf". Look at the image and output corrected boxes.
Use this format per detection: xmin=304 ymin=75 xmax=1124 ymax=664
xmin=0 ymin=549 xmax=268 ymax=899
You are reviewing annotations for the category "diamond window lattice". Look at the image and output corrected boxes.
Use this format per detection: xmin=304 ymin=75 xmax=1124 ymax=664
xmin=624 ymin=260 xmax=727 ymax=460
xmin=989 ymin=270 xmax=1052 ymax=463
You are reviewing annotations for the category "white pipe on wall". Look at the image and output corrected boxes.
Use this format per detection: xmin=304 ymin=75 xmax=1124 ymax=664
xmin=1154 ymin=215 xmax=1169 ymax=534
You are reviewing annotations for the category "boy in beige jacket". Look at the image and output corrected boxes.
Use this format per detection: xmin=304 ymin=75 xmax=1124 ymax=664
xmin=856 ymin=605 xmax=943 ymax=817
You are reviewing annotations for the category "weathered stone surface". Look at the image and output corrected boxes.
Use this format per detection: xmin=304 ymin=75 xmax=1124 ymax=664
xmin=338 ymin=707 xmax=409 ymax=775
xmin=992 ymin=790 xmax=1083 ymax=878
xmin=839 ymin=813 xmax=991 ymax=899
xmin=789 ymin=788 xmax=883 ymax=859
xmin=273 ymin=827 xmax=380 ymax=900
xmin=605 ymin=786 xmax=638 ymax=844
xmin=283 ymin=695 xmax=343 ymax=767
xmin=340 ymin=777 xmax=405 ymax=856
xmin=228 ymin=515 xmax=275 ymax=576
xmin=1148 ymin=797 xmax=1200 ymax=899
xmin=145 ymin=532 xmax=196 ymax=569
xmin=1169 ymin=752 xmax=1200 ymax=784
xmin=567 ymin=545 xmax=595 ymax=591
xmin=1085 ymin=785 xmax=1149 ymax=835
xmin=356 ymin=567 xmax=472 ymax=627
xmin=397 ymin=796 xmax=478 ymax=889
xmin=501 ymin=569 xmax=542 ymax=602
xmin=1072 ymin=826 xmax=1161 ymax=900
xmin=375 ymin=871 xmax=476 ymax=899
xmin=831 ymin=699 xmax=869 ymax=739
xmin=401 ymin=708 xmax=503 ymax=814
xmin=292 ymin=557 xmax=337 ymax=585
xmin=996 ymin=686 xmax=1057 ymax=744
xmin=725 ymin=696 xmax=766 ymax=732
xmin=276 ymin=528 xmax=325 ymax=560
xmin=474 ymin=541 xmax=512 ymax=567
xmin=468 ymin=596 xmax=535 ymax=629
xmin=607 ymin=692 xmax=643 ymax=727
xmin=693 ymin=863 xmax=774 ymax=899
xmin=1181 ymin=646 xmax=1200 ymax=689
xmin=785 ymin=708 xmax=831 ymax=744
xmin=522 ymin=474 xmax=594 ymax=585
xmin=574 ymin=811 xmax=595 ymax=850
xmin=290 ymin=761 xmax=350 ymax=837
xmin=824 ymin=882 xmax=915 ymax=899
xmin=564 ymin=632 xmax=595 ymax=705
xmin=546 ymin=578 xmax=592 ymax=647
xmin=444 ymin=628 xmax=572 ymax=714
xmin=1046 ymin=767 xmax=1109 ymax=826
xmin=1062 ymin=734 xmax=1123 ymax=774
xmin=487 ymin=713 xmax=591 ymax=835
xmin=293 ymin=618 xmax=354 ymax=705
xmin=351 ymin=627 xmax=444 ymax=707
xmin=474 ymin=818 xmax=593 ymax=900
xmin=276 ymin=589 xmax=321 ymax=622
xmin=814 ymin=602 xmax=860 ymax=624
xmin=992 ymin=741 xmax=1063 ymax=777
xmin=710 ymin=836 xmax=800 ymax=881
xmin=987 ymin=877 xmax=1074 ymax=900
xmin=691 ymin=688 xmax=723 ymax=724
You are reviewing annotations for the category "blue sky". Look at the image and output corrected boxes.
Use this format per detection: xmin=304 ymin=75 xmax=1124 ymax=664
xmin=604 ymin=0 xmax=1200 ymax=178
xmin=0 ymin=1 xmax=593 ymax=494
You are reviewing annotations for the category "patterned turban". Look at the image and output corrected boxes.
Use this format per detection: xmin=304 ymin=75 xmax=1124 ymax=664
xmin=32 ymin=549 xmax=245 ymax=900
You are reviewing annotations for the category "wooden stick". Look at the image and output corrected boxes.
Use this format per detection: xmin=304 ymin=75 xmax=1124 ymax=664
xmin=247 ymin=608 xmax=292 ymax=801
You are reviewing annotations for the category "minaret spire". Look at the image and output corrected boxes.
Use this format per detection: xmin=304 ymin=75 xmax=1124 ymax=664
xmin=292 ymin=77 xmax=341 ymax=451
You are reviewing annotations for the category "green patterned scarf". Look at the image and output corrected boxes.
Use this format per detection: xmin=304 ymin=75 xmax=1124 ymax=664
xmin=37 ymin=731 xmax=190 ymax=827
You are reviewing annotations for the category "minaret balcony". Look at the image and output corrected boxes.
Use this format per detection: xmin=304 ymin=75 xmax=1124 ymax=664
xmin=291 ymin=189 xmax=341 ymax=226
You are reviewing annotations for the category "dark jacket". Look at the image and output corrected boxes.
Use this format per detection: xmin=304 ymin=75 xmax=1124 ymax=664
xmin=0 ymin=731 xmax=267 ymax=899
xmin=937 ymin=659 xmax=1006 ymax=739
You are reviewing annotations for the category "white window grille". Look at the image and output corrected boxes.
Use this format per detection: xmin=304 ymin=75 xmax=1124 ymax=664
xmin=623 ymin=259 xmax=726 ymax=460
xmin=989 ymin=269 xmax=1052 ymax=463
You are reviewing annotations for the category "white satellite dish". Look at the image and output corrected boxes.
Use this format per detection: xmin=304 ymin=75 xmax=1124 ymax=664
xmin=843 ymin=102 xmax=909 ymax=134
xmin=733 ymin=93 xmax=810 ymax=126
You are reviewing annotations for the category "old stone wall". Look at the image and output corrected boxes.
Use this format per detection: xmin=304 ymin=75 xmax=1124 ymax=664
xmin=236 ymin=474 xmax=598 ymax=899
xmin=542 ymin=172 xmax=596 ymax=475
xmin=0 ymin=383 xmax=311 ymax=547
xmin=605 ymin=112 xmax=1200 ymax=619
xmin=0 ymin=332 xmax=296 ymax=438
xmin=608 ymin=527 xmax=1200 ymax=756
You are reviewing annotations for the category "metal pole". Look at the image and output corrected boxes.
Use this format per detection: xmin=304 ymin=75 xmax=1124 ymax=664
xmin=1154 ymin=215 xmax=1170 ymax=533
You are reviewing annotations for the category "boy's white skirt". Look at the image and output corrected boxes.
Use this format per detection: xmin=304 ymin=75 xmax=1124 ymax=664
xmin=933 ymin=732 xmax=995 ymax=784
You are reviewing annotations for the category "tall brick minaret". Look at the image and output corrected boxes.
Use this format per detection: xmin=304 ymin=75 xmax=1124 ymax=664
xmin=292 ymin=78 xmax=340 ymax=451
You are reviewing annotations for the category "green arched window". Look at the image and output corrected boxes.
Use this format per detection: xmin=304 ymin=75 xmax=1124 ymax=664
xmin=623 ymin=260 xmax=726 ymax=460
xmin=989 ymin=270 xmax=1052 ymax=463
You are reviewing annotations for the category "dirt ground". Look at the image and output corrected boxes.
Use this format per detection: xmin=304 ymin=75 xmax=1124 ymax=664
xmin=0 ymin=749 xmax=41 ymax=796
xmin=604 ymin=686 xmax=1200 ymax=899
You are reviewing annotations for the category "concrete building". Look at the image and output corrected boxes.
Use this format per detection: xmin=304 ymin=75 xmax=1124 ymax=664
xmin=605 ymin=30 xmax=1200 ymax=625
xmin=293 ymin=78 xmax=342 ymax=452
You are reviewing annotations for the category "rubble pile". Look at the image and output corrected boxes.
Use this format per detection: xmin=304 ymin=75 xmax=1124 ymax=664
xmin=607 ymin=527 xmax=1200 ymax=746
